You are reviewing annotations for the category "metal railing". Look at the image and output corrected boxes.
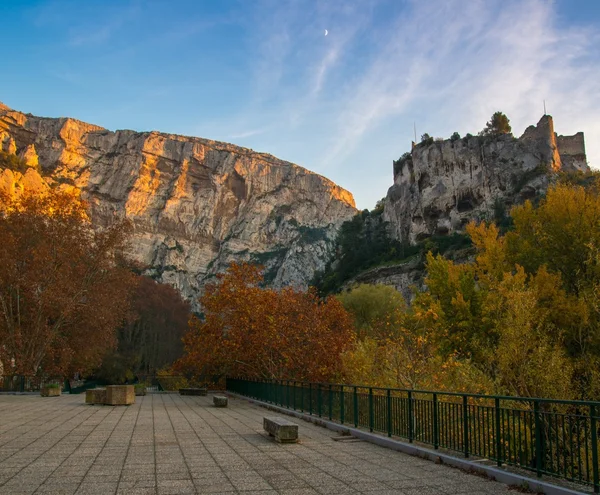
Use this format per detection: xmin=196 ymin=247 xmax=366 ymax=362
xmin=0 ymin=375 xmax=63 ymax=393
xmin=227 ymin=377 xmax=600 ymax=492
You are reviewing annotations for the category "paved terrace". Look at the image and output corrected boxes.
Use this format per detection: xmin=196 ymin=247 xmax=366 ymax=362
xmin=0 ymin=393 xmax=514 ymax=495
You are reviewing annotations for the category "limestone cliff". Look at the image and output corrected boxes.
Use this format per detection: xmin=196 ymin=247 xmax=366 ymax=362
xmin=0 ymin=102 xmax=357 ymax=307
xmin=383 ymin=115 xmax=588 ymax=244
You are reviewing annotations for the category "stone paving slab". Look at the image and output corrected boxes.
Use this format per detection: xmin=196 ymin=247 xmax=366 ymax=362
xmin=0 ymin=393 xmax=513 ymax=494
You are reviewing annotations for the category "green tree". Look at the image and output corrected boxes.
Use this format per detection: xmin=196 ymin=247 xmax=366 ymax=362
xmin=480 ymin=111 xmax=512 ymax=136
xmin=337 ymin=284 xmax=406 ymax=339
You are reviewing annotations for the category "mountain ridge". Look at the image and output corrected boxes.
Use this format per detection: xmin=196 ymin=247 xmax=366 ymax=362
xmin=0 ymin=101 xmax=357 ymax=309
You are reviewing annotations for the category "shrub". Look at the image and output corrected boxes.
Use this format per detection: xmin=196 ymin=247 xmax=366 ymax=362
xmin=420 ymin=133 xmax=434 ymax=146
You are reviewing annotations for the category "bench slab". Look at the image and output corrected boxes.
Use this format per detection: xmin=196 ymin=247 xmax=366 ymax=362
xmin=85 ymin=388 xmax=107 ymax=405
xmin=213 ymin=395 xmax=228 ymax=407
xmin=179 ymin=388 xmax=207 ymax=396
xmin=263 ymin=416 xmax=298 ymax=443
xmin=106 ymin=385 xmax=135 ymax=405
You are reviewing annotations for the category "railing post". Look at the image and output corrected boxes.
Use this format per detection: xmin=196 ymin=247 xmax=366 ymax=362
xmin=317 ymin=383 xmax=322 ymax=417
xmin=328 ymin=384 xmax=333 ymax=420
xmin=309 ymin=382 xmax=313 ymax=415
xmin=387 ymin=389 xmax=392 ymax=438
xmin=369 ymin=388 xmax=374 ymax=433
xmin=340 ymin=385 xmax=345 ymax=425
xmin=463 ymin=395 xmax=469 ymax=458
xmin=591 ymin=404 xmax=599 ymax=493
xmin=534 ymin=400 xmax=543 ymax=477
xmin=495 ymin=397 xmax=502 ymax=467
xmin=433 ymin=393 xmax=439 ymax=449
xmin=354 ymin=386 xmax=358 ymax=428
xmin=293 ymin=382 xmax=296 ymax=410
xmin=408 ymin=390 xmax=414 ymax=443
xmin=20 ymin=375 xmax=24 ymax=393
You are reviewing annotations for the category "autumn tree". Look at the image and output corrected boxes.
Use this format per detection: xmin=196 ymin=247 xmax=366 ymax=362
xmin=339 ymin=284 xmax=490 ymax=391
xmin=0 ymin=190 xmax=135 ymax=377
xmin=96 ymin=275 xmax=191 ymax=383
xmin=337 ymin=284 xmax=405 ymax=339
xmin=413 ymin=219 xmax=579 ymax=399
xmin=480 ymin=111 xmax=512 ymax=136
xmin=174 ymin=263 xmax=355 ymax=382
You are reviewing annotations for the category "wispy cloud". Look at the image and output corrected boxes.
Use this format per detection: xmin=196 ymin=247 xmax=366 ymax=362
xmin=224 ymin=0 xmax=600 ymax=206
xmin=67 ymin=1 xmax=141 ymax=47
xmin=227 ymin=128 xmax=268 ymax=140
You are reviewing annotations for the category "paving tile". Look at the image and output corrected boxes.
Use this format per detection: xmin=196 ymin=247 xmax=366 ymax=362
xmin=0 ymin=394 xmax=518 ymax=495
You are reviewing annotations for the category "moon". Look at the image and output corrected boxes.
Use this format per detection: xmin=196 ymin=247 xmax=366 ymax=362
xmin=324 ymin=29 xmax=328 ymax=36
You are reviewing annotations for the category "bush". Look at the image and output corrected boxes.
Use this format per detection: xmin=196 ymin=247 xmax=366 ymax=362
xmin=450 ymin=132 xmax=461 ymax=142
xmin=393 ymin=152 xmax=412 ymax=176
xmin=0 ymin=150 xmax=42 ymax=175
xmin=420 ymin=133 xmax=434 ymax=146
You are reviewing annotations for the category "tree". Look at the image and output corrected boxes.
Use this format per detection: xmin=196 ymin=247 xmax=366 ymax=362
xmin=410 ymin=217 xmax=582 ymax=399
xmin=337 ymin=284 xmax=405 ymax=339
xmin=175 ymin=263 xmax=355 ymax=382
xmin=0 ymin=190 xmax=135 ymax=377
xmin=95 ymin=276 xmax=191 ymax=383
xmin=480 ymin=111 xmax=512 ymax=136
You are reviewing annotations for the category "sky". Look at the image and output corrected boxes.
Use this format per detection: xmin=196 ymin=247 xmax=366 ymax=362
xmin=0 ymin=0 xmax=599 ymax=210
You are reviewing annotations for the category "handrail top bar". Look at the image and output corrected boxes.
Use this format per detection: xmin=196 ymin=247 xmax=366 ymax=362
xmin=229 ymin=377 xmax=600 ymax=407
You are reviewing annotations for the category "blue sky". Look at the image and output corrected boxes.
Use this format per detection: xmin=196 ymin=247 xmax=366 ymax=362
xmin=1 ymin=0 xmax=599 ymax=209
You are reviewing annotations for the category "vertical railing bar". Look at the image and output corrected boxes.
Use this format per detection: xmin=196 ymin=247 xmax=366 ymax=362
xmin=535 ymin=400 xmax=543 ymax=478
xmin=387 ymin=388 xmax=392 ymax=437
xmin=433 ymin=393 xmax=439 ymax=450
xmin=369 ymin=387 xmax=374 ymax=433
xmin=463 ymin=395 xmax=469 ymax=458
xmin=339 ymin=385 xmax=344 ymax=425
xmin=353 ymin=386 xmax=358 ymax=428
xmin=585 ymin=414 xmax=591 ymax=484
xmin=590 ymin=404 xmax=599 ymax=493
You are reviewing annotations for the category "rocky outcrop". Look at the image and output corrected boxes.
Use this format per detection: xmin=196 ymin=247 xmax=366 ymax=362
xmin=341 ymin=257 xmax=425 ymax=301
xmin=0 ymin=102 xmax=357 ymax=308
xmin=383 ymin=115 xmax=588 ymax=244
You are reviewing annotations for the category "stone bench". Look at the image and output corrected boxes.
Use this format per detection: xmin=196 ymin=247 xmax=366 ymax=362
xmin=263 ymin=416 xmax=298 ymax=443
xmin=106 ymin=385 xmax=135 ymax=405
xmin=179 ymin=388 xmax=207 ymax=396
xmin=213 ymin=395 xmax=228 ymax=407
xmin=85 ymin=388 xmax=107 ymax=405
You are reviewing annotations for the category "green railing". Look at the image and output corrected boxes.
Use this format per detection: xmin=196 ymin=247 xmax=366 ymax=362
xmin=0 ymin=375 xmax=63 ymax=393
xmin=227 ymin=377 xmax=600 ymax=492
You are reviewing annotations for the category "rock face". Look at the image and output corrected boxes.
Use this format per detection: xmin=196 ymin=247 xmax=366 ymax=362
xmin=0 ymin=102 xmax=357 ymax=308
xmin=384 ymin=115 xmax=588 ymax=244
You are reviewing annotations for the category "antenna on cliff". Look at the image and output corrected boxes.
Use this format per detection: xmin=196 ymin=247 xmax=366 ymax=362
xmin=543 ymin=100 xmax=547 ymax=115
xmin=413 ymin=122 xmax=417 ymax=143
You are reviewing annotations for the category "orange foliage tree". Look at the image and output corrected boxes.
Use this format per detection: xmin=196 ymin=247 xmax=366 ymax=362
xmin=0 ymin=190 xmax=135 ymax=377
xmin=174 ymin=262 xmax=355 ymax=382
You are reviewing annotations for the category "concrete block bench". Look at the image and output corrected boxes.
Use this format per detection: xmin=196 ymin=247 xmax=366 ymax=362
xmin=213 ymin=395 xmax=228 ymax=407
xmin=85 ymin=388 xmax=107 ymax=405
xmin=179 ymin=388 xmax=207 ymax=396
xmin=41 ymin=385 xmax=61 ymax=397
xmin=263 ymin=416 xmax=299 ymax=443
xmin=106 ymin=385 xmax=135 ymax=405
